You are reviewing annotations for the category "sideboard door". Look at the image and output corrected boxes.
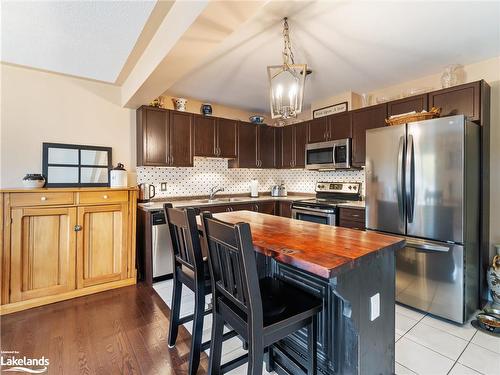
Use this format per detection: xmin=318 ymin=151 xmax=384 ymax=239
xmin=10 ymin=207 xmax=77 ymax=302
xmin=76 ymin=204 xmax=128 ymax=288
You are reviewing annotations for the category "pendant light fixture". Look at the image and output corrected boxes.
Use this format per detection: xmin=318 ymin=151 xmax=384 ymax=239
xmin=267 ymin=17 xmax=307 ymax=120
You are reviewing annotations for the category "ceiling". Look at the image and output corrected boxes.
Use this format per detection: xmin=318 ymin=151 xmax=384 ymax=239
xmin=168 ymin=0 xmax=500 ymax=112
xmin=1 ymin=0 xmax=155 ymax=82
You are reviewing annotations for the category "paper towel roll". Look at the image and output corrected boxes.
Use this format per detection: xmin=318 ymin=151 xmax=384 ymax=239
xmin=250 ymin=179 xmax=259 ymax=197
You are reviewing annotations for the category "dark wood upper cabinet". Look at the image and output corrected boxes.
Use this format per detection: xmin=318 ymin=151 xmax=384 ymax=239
xmin=193 ymin=116 xmax=238 ymax=158
xmin=429 ymin=81 xmax=482 ymax=123
xmin=278 ymin=122 xmax=307 ymax=169
xmin=308 ymin=117 xmax=328 ymax=143
xmin=194 ymin=115 xmax=216 ymax=157
xmin=351 ymin=103 xmax=387 ymax=167
xmin=294 ymin=122 xmax=308 ymax=168
xmin=137 ymin=106 xmax=194 ymax=167
xmin=259 ymin=125 xmax=277 ymax=168
xmin=217 ymin=118 xmax=238 ymax=158
xmin=388 ymin=94 xmax=428 ymax=117
xmin=329 ymin=112 xmax=352 ymax=140
xmin=229 ymin=121 xmax=258 ymax=168
xmin=279 ymin=125 xmax=294 ymax=168
xmin=169 ymin=111 xmax=194 ymax=167
xmin=137 ymin=107 xmax=168 ymax=166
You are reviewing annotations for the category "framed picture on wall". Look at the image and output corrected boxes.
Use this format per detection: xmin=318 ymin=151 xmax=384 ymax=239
xmin=42 ymin=143 xmax=112 ymax=187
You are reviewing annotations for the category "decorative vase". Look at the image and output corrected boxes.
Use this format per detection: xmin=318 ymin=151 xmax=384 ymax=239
xmin=150 ymin=97 xmax=163 ymax=108
xmin=173 ymin=98 xmax=187 ymax=111
xmin=487 ymin=245 xmax=500 ymax=305
xmin=201 ymin=103 xmax=212 ymax=116
xmin=440 ymin=64 xmax=464 ymax=88
xmin=22 ymin=173 xmax=45 ymax=188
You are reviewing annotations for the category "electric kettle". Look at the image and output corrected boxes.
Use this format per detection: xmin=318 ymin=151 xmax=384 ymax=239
xmin=138 ymin=183 xmax=156 ymax=202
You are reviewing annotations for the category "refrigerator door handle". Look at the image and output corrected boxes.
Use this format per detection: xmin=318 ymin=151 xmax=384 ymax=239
xmin=397 ymin=136 xmax=405 ymax=221
xmin=406 ymin=134 xmax=415 ymax=223
xmin=406 ymin=239 xmax=450 ymax=253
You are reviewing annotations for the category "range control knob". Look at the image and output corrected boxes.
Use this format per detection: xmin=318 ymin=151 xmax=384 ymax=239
xmin=348 ymin=185 xmax=352 ymax=190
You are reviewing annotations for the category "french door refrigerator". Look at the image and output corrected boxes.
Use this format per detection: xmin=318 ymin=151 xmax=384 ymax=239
xmin=365 ymin=115 xmax=480 ymax=323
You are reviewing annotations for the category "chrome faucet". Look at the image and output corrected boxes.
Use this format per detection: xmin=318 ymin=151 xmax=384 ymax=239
xmin=208 ymin=185 xmax=224 ymax=201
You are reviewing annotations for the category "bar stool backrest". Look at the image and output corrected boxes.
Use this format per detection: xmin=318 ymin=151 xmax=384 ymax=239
xmin=163 ymin=203 xmax=204 ymax=276
xmin=200 ymin=212 xmax=262 ymax=319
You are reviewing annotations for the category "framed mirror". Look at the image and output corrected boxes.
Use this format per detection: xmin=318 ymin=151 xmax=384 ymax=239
xmin=42 ymin=143 xmax=112 ymax=187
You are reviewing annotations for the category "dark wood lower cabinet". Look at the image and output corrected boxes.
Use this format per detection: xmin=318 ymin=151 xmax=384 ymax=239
xmin=279 ymin=201 xmax=293 ymax=218
xmin=338 ymin=207 xmax=365 ymax=230
xmin=257 ymin=201 xmax=276 ymax=215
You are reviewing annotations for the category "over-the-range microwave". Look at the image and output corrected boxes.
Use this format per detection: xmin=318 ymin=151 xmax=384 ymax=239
xmin=305 ymin=138 xmax=352 ymax=170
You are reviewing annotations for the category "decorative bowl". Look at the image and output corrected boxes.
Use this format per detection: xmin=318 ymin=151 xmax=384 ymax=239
xmin=22 ymin=174 xmax=45 ymax=188
xmin=249 ymin=115 xmax=265 ymax=124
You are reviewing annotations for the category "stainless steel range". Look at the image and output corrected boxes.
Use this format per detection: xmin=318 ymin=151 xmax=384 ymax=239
xmin=291 ymin=182 xmax=362 ymax=226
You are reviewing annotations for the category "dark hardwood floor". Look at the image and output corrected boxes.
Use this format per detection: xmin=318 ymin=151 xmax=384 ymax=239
xmin=0 ymin=283 xmax=208 ymax=374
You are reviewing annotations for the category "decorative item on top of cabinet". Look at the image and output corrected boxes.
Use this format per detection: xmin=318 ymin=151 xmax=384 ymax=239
xmin=172 ymin=97 xmax=187 ymax=111
xmin=22 ymin=174 xmax=45 ymax=188
xmin=351 ymin=103 xmax=387 ymax=167
xmin=0 ymin=187 xmax=137 ymax=315
xmin=110 ymin=163 xmax=127 ymax=188
xmin=201 ymin=103 xmax=212 ymax=116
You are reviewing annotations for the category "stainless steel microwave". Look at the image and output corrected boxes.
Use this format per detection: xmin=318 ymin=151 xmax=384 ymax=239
xmin=305 ymin=138 xmax=352 ymax=170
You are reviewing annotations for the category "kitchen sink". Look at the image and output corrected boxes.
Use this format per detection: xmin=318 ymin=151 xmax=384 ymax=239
xmin=191 ymin=197 xmax=249 ymax=204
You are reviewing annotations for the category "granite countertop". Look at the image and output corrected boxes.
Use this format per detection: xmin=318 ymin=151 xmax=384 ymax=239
xmin=138 ymin=194 xmax=316 ymax=212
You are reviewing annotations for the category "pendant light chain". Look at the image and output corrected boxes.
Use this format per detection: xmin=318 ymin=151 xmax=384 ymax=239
xmin=282 ymin=18 xmax=295 ymax=66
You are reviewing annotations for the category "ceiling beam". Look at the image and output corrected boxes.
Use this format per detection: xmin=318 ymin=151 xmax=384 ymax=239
xmin=121 ymin=0 xmax=267 ymax=108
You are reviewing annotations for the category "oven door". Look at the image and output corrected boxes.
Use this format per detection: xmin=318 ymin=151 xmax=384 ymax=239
xmin=292 ymin=207 xmax=336 ymax=226
xmin=305 ymin=141 xmax=335 ymax=170
xmin=333 ymin=138 xmax=351 ymax=169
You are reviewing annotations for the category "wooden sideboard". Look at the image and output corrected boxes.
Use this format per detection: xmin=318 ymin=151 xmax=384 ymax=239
xmin=0 ymin=187 xmax=138 ymax=315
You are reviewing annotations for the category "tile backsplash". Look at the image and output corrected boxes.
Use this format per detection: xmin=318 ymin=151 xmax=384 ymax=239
xmin=137 ymin=157 xmax=365 ymax=198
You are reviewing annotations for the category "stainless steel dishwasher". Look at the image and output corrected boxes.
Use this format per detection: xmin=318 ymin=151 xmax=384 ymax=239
xmin=151 ymin=211 xmax=173 ymax=282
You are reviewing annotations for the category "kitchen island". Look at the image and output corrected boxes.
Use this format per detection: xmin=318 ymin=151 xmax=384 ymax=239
xmin=198 ymin=210 xmax=405 ymax=375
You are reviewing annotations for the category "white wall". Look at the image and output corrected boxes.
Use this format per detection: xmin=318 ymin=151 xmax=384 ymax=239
xmin=0 ymin=63 xmax=135 ymax=187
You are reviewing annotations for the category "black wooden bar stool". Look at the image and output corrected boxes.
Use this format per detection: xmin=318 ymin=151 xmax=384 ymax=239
xmin=201 ymin=211 xmax=322 ymax=375
xmin=163 ymin=203 xmax=236 ymax=375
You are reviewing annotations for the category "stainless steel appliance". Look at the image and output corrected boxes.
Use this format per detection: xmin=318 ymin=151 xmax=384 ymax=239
xmin=305 ymin=138 xmax=352 ymax=170
xmin=292 ymin=182 xmax=362 ymax=225
xmin=138 ymin=183 xmax=156 ymax=203
xmin=151 ymin=211 xmax=173 ymax=281
xmin=365 ymin=115 xmax=480 ymax=323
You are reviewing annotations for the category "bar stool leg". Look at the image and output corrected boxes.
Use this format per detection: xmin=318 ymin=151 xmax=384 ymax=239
xmin=247 ymin=335 xmax=264 ymax=375
xmin=189 ymin=284 xmax=205 ymax=375
xmin=209 ymin=310 xmax=224 ymax=375
xmin=265 ymin=345 xmax=274 ymax=372
xmin=307 ymin=315 xmax=318 ymax=375
xmin=168 ymin=272 xmax=182 ymax=347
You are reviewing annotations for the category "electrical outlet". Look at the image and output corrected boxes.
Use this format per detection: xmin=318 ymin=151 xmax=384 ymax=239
xmin=160 ymin=182 xmax=167 ymax=191
xmin=370 ymin=293 xmax=380 ymax=321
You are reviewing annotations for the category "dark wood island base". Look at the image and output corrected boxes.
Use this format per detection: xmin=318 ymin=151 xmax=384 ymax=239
xmin=199 ymin=211 xmax=405 ymax=375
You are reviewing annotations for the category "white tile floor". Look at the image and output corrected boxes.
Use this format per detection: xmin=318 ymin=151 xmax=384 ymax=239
xmin=154 ymin=280 xmax=500 ymax=375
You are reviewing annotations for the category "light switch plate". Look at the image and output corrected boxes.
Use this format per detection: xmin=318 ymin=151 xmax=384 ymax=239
xmin=370 ymin=293 xmax=380 ymax=321
xmin=160 ymin=182 xmax=167 ymax=191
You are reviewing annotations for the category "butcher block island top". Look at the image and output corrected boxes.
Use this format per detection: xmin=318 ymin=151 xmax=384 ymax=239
xmin=197 ymin=210 xmax=405 ymax=279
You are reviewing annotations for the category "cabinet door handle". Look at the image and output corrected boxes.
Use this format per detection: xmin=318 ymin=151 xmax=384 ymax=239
xmin=40 ymin=196 xmax=47 ymax=201
xmin=103 ymin=195 xmax=108 ymax=199
xmin=74 ymin=224 xmax=82 ymax=232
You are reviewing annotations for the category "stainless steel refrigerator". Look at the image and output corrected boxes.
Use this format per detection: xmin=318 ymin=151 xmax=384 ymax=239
xmin=365 ymin=115 xmax=480 ymax=323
